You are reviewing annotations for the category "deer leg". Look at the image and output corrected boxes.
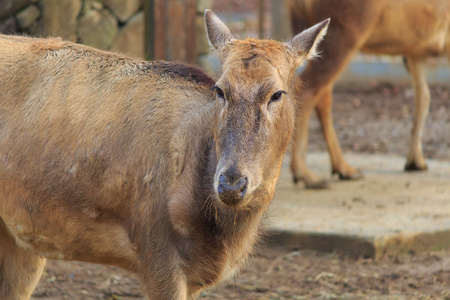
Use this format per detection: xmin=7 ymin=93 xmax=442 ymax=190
xmin=291 ymin=54 xmax=363 ymax=187
xmin=404 ymin=56 xmax=430 ymax=171
xmin=0 ymin=220 xmax=46 ymax=300
xmin=136 ymin=249 xmax=192 ymax=300
xmin=288 ymin=0 xmax=385 ymax=188
xmin=315 ymin=85 xmax=363 ymax=179
xmin=289 ymin=20 xmax=381 ymax=187
xmin=291 ymin=92 xmax=330 ymax=189
xmin=141 ymin=271 xmax=190 ymax=300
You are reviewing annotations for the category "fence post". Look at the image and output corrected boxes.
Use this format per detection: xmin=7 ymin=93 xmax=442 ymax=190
xmin=145 ymin=0 xmax=196 ymax=63
xmin=144 ymin=0 xmax=154 ymax=61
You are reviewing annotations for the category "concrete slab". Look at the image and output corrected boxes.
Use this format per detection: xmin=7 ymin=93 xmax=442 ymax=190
xmin=266 ymin=152 xmax=450 ymax=259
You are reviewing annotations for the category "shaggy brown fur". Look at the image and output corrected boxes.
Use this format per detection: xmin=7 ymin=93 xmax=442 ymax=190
xmin=0 ymin=10 xmax=328 ymax=299
xmin=288 ymin=0 xmax=450 ymax=188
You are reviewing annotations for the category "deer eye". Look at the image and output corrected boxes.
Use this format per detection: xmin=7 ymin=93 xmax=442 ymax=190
xmin=212 ymin=86 xmax=225 ymax=100
xmin=269 ymin=91 xmax=286 ymax=104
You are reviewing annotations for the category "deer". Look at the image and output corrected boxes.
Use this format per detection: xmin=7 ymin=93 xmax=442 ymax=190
xmin=0 ymin=10 xmax=329 ymax=299
xmin=287 ymin=0 xmax=450 ymax=188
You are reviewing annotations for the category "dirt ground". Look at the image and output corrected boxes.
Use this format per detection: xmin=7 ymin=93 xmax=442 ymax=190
xmin=31 ymin=84 xmax=450 ymax=299
xmin=31 ymin=247 xmax=450 ymax=299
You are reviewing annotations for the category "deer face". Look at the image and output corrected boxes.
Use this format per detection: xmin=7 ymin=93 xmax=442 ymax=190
xmin=205 ymin=10 xmax=329 ymax=208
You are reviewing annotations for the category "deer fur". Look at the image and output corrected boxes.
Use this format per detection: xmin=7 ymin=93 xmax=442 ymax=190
xmin=287 ymin=0 xmax=450 ymax=188
xmin=0 ymin=10 xmax=328 ymax=299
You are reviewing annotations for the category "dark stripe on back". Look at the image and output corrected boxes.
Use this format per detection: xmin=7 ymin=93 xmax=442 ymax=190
xmin=147 ymin=61 xmax=216 ymax=87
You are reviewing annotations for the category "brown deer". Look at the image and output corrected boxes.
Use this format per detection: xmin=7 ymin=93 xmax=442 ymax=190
xmin=287 ymin=0 xmax=450 ymax=188
xmin=0 ymin=10 xmax=329 ymax=299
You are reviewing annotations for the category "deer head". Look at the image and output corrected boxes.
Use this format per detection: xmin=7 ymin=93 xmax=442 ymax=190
xmin=205 ymin=10 xmax=329 ymax=208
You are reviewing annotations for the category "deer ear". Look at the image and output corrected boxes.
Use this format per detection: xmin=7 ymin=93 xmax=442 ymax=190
xmin=204 ymin=9 xmax=232 ymax=50
xmin=287 ymin=18 xmax=330 ymax=64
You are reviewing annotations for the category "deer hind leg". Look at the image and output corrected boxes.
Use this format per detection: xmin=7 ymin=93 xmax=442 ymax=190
xmin=291 ymin=94 xmax=329 ymax=189
xmin=291 ymin=42 xmax=366 ymax=188
xmin=315 ymin=85 xmax=363 ymax=180
xmin=291 ymin=70 xmax=363 ymax=187
xmin=289 ymin=0 xmax=384 ymax=188
xmin=0 ymin=219 xmax=46 ymax=300
xmin=404 ymin=56 xmax=430 ymax=171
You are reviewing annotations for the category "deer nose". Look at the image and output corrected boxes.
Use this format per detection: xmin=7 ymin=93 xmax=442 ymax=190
xmin=217 ymin=173 xmax=248 ymax=206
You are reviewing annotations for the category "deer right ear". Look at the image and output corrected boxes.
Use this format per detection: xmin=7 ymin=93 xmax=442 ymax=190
xmin=204 ymin=9 xmax=232 ymax=50
xmin=286 ymin=18 xmax=330 ymax=65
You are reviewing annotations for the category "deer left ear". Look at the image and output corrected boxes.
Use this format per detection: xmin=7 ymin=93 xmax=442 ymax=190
xmin=286 ymin=18 xmax=330 ymax=65
xmin=204 ymin=9 xmax=233 ymax=50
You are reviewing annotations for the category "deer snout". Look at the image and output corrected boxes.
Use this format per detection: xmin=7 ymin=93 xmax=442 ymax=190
xmin=217 ymin=172 xmax=248 ymax=206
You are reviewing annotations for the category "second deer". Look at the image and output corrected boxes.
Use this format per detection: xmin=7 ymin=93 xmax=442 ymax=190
xmin=288 ymin=0 xmax=450 ymax=188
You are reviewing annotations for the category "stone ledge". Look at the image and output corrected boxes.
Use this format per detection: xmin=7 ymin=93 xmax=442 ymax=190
xmin=267 ymin=229 xmax=450 ymax=260
xmin=267 ymin=230 xmax=376 ymax=259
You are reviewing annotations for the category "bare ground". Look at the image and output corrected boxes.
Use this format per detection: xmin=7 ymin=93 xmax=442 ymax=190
xmin=32 ymin=247 xmax=450 ymax=299
xmin=31 ymin=84 xmax=450 ymax=299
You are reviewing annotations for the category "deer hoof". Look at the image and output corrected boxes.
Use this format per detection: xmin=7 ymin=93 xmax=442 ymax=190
xmin=334 ymin=170 xmax=364 ymax=181
xmin=404 ymin=162 xmax=428 ymax=172
xmin=293 ymin=176 xmax=330 ymax=189
xmin=304 ymin=179 xmax=330 ymax=189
